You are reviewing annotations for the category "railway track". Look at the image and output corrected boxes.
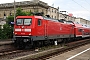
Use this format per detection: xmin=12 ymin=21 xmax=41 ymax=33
xmin=0 ymin=42 xmax=26 ymax=57
xmin=0 ymin=48 xmax=35 ymax=60
xmin=27 ymin=39 xmax=90 ymax=60
xmin=0 ymin=39 xmax=90 ymax=60
xmin=0 ymin=46 xmax=34 ymax=57
xmin=0 ymin=50 xmax=23 ymax=56
xmin=0 ymin=43 xmax=18 ymax=54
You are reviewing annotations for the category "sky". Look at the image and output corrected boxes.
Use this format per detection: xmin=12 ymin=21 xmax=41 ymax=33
xmin=0 ymin=0 xmax=90 ymax=20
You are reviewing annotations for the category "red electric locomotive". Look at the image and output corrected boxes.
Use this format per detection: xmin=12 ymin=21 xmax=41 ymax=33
xmin=13 ymin=16 xmax=75 ymax=48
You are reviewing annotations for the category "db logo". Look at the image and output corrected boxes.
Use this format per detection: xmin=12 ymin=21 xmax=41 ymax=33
xmin=22 ymin=26 xmax=24 ymax=28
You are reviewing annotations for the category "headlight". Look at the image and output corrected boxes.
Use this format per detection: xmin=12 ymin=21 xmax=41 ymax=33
xmin=15 ymin=29 xmax=21 ymax=31
xmin=25 ymin=29 xmax=31 ymax=32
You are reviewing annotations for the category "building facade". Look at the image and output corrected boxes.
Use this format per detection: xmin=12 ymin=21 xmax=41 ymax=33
xmin=0 ymin=0 xmax=49 ymax=18
xmin=0 ymin=0 xmax=90 ymax=26
xmin=59 ymin=13 xmax=76 ymax=22
xmin=47 ymin=7 xmax=59 ymax=19
xmin=75 ymin=18 xmax=87 ymax=24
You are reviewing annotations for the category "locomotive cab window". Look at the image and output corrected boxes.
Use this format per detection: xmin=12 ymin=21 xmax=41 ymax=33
xmin=78 ymin=29 xmax=82 ymax=32
xmin=38 ymin=19 xmax=41 ymax=26
xmin=16 ymin=19 xmax=23 ymax=25
xmin=24 ymin=19 xmax=32 ymax=25
xmin=16 ymin=18 xmax=32 ymax=25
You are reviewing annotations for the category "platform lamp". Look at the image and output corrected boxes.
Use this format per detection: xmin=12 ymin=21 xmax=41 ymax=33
xmin=14 ymin=0 xmax=16 ymax=22
xmin=12 ymin=0 xmax=16 ymax=41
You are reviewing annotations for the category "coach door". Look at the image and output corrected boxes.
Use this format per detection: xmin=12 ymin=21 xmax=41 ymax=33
xmin=37 ymin=19 xmax=42 ymax=35
xmin=36 ymin=19 xmax=46 ymax=40
xmin=37 ymin=19 xmax=47 ymax=39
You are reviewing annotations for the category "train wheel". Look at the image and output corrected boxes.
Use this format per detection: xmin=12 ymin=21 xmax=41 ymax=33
xmin=14 ymin=40 xmax=26 ymax=49
xmin=18 ymin=42 xmax=26 ymax=49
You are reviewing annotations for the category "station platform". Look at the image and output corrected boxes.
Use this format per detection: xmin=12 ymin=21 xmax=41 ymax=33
xmin=0 ymin=39 xmax=13 ymax=45
xmin=47 ymin=44 xmax=90 ymax=60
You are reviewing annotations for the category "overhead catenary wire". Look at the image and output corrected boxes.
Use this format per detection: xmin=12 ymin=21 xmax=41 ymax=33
xmin=72 ymin=0 xmax=90 ymax=12
xmin=84 ymin=0 xmax=90 ymax=6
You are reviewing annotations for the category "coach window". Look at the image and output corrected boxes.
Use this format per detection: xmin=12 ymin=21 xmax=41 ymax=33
xmin=38 ymin=19 xmax=41 ymax=26
xmin=78 ymin=29 xmax=82 ymax=32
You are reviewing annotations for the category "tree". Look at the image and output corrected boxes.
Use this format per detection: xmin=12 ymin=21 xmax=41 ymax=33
xmin=3 ymin=24 xmax=13 ymax=38
xmin=26 ymin=11 xmax=33 ymax=16
xmin=0 ymin=24 xmax=13 ymax=39
xmin=0 ymin=26 xmax=2 ymax=39
xmin=16 ymin=8 xmax=33 ymax=16
xmin=7 ymin=16 xmax=14 ymax=24
xmin=16 ymin=8 xmax=27 ymax=16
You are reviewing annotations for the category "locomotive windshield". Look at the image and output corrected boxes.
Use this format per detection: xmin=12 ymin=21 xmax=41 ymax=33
xmin=16 ymin=18 xmax=32 ymax=25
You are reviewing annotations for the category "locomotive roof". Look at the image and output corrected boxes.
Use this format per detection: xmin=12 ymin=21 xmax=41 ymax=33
xmin=16 ymin=16 xmax=64 ymax=23
xmin=34 ymin=16 xmax=59 ymax=22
